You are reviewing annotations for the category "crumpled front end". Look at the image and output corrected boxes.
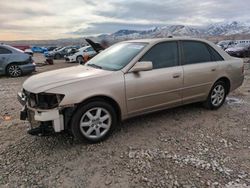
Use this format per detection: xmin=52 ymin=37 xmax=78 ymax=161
xmin=17 ymin=89 xmax=66 ymax=135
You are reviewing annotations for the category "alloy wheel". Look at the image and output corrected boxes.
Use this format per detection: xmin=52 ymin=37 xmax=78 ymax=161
xmin=79 ymin=107 xmax=112 ymax=139
xmin=8 ymin=65 xmax=22 ymax=77
xmin=211 ymin=85 xmax=225 ymax=107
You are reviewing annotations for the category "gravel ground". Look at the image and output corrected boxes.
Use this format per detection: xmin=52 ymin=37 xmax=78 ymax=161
xmin=0 ymin=54 xmax=250 ymax=188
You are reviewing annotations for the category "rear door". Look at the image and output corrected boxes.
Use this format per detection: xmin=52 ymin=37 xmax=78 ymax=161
xmin=125 ymin=41 xmax=183 ymax=116
xmin=180 ymin=41 xmax=220 ymax=104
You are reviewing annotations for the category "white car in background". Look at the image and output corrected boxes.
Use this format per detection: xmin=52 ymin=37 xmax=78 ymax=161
xmin=65 ymin=46 xmax=96 ymax=63
xmin=217 ymin=40 xmax=235 ymax=50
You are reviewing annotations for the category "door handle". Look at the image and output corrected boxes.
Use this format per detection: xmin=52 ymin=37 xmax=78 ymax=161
xmin=173 ymin=74 xmax=181 ymax=78
xmin=211 ymin=68 xmax=216 ymax=72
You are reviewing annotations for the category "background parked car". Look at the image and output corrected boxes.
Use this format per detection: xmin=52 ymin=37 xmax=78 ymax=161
xmin=225 ymin=43 xmax=250 ymax=57
xmin=0 ymin=44 xmax=35 ymax=77
xmin=12 ymin=45 xmax=31 ymax=51
xmin=44 ymin=47 xmax=62 ymax=57
xmin=31 ymin=46 xmax=48 ymax=53
xmin=47 ymin=46 xmax=57 ymax=51
xmin=65 ymin=46 xmax=97 ymax=63
xmin=66 ymin=48 xmax=79 ymax=56
xmin=216 ymin=40 xmax=236 ymax=50
xmin=24 ymin=49 xmax=34 ymax=56
xmin=45 ymin=46 xmax=80 ymax=59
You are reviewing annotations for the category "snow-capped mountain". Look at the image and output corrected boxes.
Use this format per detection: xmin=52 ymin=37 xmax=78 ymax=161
xmin=98 ymin=21 xmax=250 ymax=40
xmin=205 ymin=21 xmax=250 ymax=36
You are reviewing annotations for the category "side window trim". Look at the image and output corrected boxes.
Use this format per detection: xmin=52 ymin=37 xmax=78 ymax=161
xmin=139 ymin=41 xmax=180 ymax=69
xmin=177 ymin=40 xmax=182 ymax=66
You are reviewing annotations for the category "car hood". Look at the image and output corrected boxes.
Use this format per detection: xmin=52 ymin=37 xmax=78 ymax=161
xmin=23 ymin=65 xmax=112 ymax=93
xmin=68 ymin=52 xmax=80 ymax=57
xmin=226 ymin=47 xmax=244 ymax=52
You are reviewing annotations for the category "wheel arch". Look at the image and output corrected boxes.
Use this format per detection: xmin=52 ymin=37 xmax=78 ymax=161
xmin=77 ymin=95 xmax=122 ymax=122
xmin=214 ymin=76 xmax=231 ymax=94
xmin=76 ymin=55 xmax=83 ymax=61
xmin=76 ymin=55 xmax=83 ymax=59
xmin=5 ymin=62 xmax=22 ymax=74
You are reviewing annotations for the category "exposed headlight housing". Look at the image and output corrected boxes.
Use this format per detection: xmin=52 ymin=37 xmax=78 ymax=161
xmin=23 ymin=90 xmax=64 ymax=109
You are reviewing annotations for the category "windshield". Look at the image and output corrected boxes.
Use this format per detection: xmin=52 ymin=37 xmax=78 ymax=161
xmin=86 ymin=42 xmax=147 ymax=71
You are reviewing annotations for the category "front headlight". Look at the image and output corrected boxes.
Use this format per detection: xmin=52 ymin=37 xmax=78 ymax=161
xmin=36 ymin=93 xmax=65 ymax=109
xmin=23 ymin=90 xmax=64 ymax=109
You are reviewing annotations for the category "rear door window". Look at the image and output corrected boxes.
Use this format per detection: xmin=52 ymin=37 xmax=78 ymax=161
xmin=207 ymin=46 xmax=224 ymax=61
xmin=0 ymin=47 xmax=12 ymax=54
xmin=182 ymin=41 xmax=211 ymax=65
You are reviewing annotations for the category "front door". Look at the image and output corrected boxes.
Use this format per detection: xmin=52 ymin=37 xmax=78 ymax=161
xmin=125 ymin=41 xmax=183 ymax=116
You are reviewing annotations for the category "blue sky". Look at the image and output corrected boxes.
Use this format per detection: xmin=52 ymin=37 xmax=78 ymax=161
xmin=0 ymin=0 xmax=249 ymax=40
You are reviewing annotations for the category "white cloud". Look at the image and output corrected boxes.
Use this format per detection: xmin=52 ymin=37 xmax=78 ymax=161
xmin=0 ymin=0 xmax=249 ymax=40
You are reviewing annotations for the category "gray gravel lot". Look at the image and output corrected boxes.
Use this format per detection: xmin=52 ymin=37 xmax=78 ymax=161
xmin=0 ymin=54 xmax=250 ymax=187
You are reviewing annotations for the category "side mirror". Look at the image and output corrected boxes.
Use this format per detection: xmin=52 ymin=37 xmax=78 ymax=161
xmin=129 ymin=61 xmax=153 ymax=73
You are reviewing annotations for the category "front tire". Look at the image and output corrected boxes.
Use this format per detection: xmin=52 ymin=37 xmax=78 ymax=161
xmin=76 ymin=56 xmax=84 ymax=64
xmin=203 ymin=81 xmax=227 ymax=110
xmin=7 ymin=64 xmax=22 ymax=77
xmin=70 ymin=101 xmax=117 ymax=143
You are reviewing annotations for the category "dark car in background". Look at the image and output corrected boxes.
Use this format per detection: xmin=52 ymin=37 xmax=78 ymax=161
xmin=47 ymin=46 xmax=57 ymax=51
xmin=0 ymin=44 xmax=35 ymax=77
xmin=225 ymin=43 xmax=250 ymax=58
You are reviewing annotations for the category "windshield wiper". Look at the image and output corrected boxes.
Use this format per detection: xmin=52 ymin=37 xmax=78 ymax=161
xmin=87 ymin=64 xmax=103 ymax=69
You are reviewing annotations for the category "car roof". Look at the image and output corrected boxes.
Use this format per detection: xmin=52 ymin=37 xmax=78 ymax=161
xmin=0 ymin=44 xmax=11 ymax=48
xmin=0 ymin=44 xmax=24 ymax=53
xmin=121 ymin=37 xmax=233 ymax=64
xmin=123 ymin=37 xmax=212 ymax=44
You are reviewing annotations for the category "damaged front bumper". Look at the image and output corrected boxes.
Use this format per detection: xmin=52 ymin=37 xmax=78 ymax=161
xmin=17 ymin=92 xmax=65 ymax=135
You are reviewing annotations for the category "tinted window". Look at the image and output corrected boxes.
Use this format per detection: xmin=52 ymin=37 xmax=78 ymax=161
xmin=207 ymin=45 xmax=224 ymax=61
xmin=182 ymin=41 xmax=211 ymax=64
xmin=141 ymin=42 xmax=178 ymax=69
xmin=0 ymin=47 xmax=11 ymax=54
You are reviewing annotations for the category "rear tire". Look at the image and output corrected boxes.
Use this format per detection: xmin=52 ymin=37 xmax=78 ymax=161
xmin=7 ymin=64 xmax=22 ymax=77
xmin=203 ymin=81 xmax=227 ymax=110
xmin=70 ymin=101 xmax=117 ymax=143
